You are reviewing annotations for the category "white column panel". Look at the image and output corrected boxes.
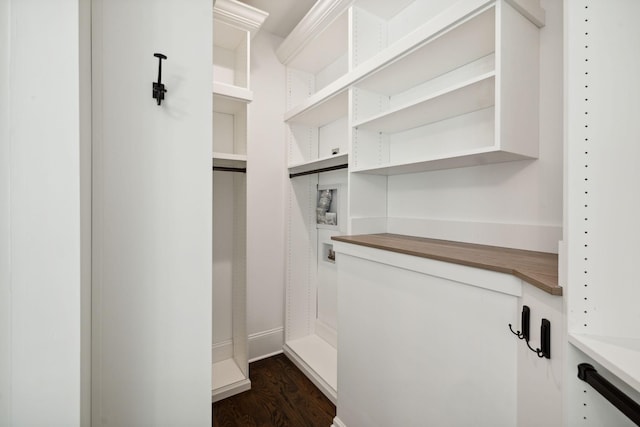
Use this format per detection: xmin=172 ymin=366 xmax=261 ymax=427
xmin=246 ymin=31 xmax=287 ymax=359
xmin=2 ymin=0 xmax=90 ymax=425
xmin=92 ymin=0 xmax=212 ymax=425
xmin=0 ymin=0 xmax=10 ymax=423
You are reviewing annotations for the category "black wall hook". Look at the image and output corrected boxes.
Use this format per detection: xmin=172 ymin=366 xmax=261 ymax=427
xmin=152 ymin=53 xmax=167 ymax=105
xmin=509 ymin=305 xmax=530 ymax=341
xmin=509 ymin=306 xmax=551 ymax=359
xmin=526 ymin=318 xmax=551 ymax=359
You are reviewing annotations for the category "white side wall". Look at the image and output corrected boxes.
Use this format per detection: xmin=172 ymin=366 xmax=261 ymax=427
xmin=91 ymin=0 xmax=212 ymax=424
xmin=0 ymin=0 xmax=91 ymax=425
xmin=387 ymin=0 xmax=563 ymax=254
xmin=246 ymin=31 xmax=287 ymax=360
xmin=0 ymin=0 xmax=10 ymax=423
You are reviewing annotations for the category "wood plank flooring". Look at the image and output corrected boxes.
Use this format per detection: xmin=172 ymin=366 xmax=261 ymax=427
xmin=213 ymin=354 xmax=336 ymax=427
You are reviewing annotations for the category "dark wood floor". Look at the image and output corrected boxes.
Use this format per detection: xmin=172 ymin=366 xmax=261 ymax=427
xmin=213 ymin=353 xmax=336 ymax=427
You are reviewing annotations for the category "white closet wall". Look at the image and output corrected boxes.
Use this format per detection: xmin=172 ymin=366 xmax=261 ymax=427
xmin=245 ymin=31 xmax=288 ymax=361
xmin=1 ymin=1 xmax=91 ymax=424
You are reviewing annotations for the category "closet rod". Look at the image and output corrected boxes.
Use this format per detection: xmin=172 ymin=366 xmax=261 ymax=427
xmin=289 ymin=163 xmax=347 ymax=179
xmin=213 ymin=166 xmax=247 ymax=173
xmin=577 ymin=363 xmax=640 ymax=425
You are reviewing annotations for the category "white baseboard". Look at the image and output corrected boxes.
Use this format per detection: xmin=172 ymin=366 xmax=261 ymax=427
xmin=387 ymin=217 xmax=561 ymax=253
xmin=248 ymin=327 xmax=284 ymax=362
xmin=211 ymin=378 xmax=251 ymax=403
xmin=332 ymin=416 xmax=347 ymax=427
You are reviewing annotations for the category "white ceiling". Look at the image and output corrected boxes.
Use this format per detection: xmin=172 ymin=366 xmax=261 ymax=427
xmin=237 ymin=0 xmax=318 ymax=38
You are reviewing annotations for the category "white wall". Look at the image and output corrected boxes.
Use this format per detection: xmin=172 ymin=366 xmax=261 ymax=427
xmin=91 ymin=0 xmax=212 ymax=425
xmin=246 ymin=30 xmax=287 ymax=360
xmin=387 ymin=0 xmax=563 ymax=254
xmin=0 ymin=0 xmax=10 ymax=423
xmin=0 ymin=0 xmax=91 ymax=425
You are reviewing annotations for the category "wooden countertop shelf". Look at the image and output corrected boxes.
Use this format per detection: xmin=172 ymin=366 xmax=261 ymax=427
xmin=331 ymin=233 xmax=561 ymax=296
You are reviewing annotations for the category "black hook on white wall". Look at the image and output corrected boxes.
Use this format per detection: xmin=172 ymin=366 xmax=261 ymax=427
xmin=152 ymin=53 xmax=167 ymax=105
xmin=509 ymin=305 xmax=530 ymax=341
xmin=509 ymin=305 xmax=551 ymax=359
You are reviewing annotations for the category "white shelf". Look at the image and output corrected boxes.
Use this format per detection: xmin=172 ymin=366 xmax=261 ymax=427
xmin=212 ymin=358 xmax=251 ymax=402
xmin=213 ymin=81 xmax=253 ymax=103
xmin=213 ymin=152 xmax=247 ymax=169
xmin=354 ymin=5 xmax=496 ymax=97
xmin=283 ymin=334 xmax=337 ymax=404
xmin=352 ymin=147 xmax=532 ymax=175
xmin=288 ymin=153 xmax=348 ymax=176
xmin=353 ymin=72 xmax=495 ymax=134
xmin=569 ymin=333 xmax=640 ymax=394
xmin=285 ymin=89 xmax=349 ymax=126
xmin=282 ymin=1 xmax=496 ymax=132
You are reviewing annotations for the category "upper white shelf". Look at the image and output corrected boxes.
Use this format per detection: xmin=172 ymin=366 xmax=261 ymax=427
xmin=353 ymin=72 xmax=495 ymax=134
xmin=285 ymin=90 xmax=349 ymax=127
xmin=213 ymin=81 xmax=253 ymax=103
xmin=289 ymin=153 xmax=348 ymax=177
xmin=282 ymin=0 xmax=497 ymax=126
xmin=569 ymin=333 xmax=640 ymax=394
xmin=354 ymin=5 xmax=495 ymax=97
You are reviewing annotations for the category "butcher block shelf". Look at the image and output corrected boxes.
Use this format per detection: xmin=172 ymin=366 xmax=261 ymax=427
xmin=331 ymin=233 xmax=561 ymax=296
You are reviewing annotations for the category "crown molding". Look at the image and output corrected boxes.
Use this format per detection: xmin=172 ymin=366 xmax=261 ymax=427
xmin=276 ymin=0 xmax=354 ymax=65
xmin=213 ymin=0 xmax=269 ymax=38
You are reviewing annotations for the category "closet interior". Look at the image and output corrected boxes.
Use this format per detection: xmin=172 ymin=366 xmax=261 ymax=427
xmin=211 ymin=0 xmax=267 ymax=402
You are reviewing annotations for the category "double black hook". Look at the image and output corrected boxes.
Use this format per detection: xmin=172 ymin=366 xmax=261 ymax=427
xmin=509 ymin=305 xmax=551 ymax=359
xmin=152 ymin=53 xmax=167 ymax=106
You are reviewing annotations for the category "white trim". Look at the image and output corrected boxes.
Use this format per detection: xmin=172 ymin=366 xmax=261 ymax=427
xmin=248 ymin=327 xmax=284 ymax=362
xmin=332 ymin=242 xmax=523 ymax=297
xmin=213 ymin=0 xmax=268 ymax=39
xmin=211 ymin=378 xmax=251 ymax=403
xmin=332 ymin=417 xmax=348 ymax=427
xmin=276 ymin=0 xmax=354 ymax=65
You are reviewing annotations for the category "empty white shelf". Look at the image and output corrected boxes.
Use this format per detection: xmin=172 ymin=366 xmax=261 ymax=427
xmin=284 ymin=334 xmax=337 ymax=404
xmin=288 ymin=153 xmax=348 ymax=177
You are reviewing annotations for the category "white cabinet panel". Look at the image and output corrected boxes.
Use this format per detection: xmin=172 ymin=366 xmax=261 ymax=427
xmin=335 ymin=251 xmax=518 ymax=427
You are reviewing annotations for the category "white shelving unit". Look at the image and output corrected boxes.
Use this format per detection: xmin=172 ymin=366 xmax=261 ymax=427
xmin=565 ymin=2 xmax=640 ymax=425
xmin=212 ymin=0 xmax=267 ymax=403
xmin=280 ymin=0 xmax=545 ymax=405
xmin=350 ymin=2 xmax=541 ymax=175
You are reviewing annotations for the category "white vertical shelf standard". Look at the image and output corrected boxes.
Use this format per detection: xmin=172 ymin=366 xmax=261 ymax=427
xmin=565 ymin=1 xmax=640 ymax=425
